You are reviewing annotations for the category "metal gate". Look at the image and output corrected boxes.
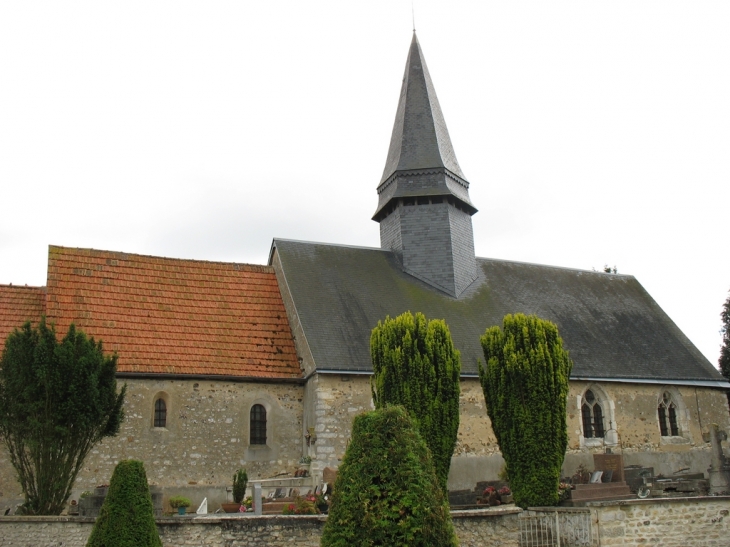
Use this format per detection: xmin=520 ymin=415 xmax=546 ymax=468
xmin=518 ymin=508 xmax=593 ymax=547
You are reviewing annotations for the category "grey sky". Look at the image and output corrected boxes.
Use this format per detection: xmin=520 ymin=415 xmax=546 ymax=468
xmin=1 ymin=1 xmax=728 ymax=365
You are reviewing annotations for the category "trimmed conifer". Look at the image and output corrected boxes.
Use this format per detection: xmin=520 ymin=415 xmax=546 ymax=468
xmin=86 ymin=460 xmax=162 ymax=547
xmin=479 ymin=313 xmax=573 ymax=508
xmin=0 ymin=319 xmax=126 ymax=515
xmin=370 ymin=311 xmax=460 ymax=491
xmin=320 ymin=406 xmax=458 ymax=547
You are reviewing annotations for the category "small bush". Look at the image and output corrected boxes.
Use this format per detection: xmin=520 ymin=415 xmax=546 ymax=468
xmin=86 ymin=460 xmax=161 ymax=547
xmin=168 ymin=496 xmax=191 ymax=509
xmin=321 ymin=406 xmax=457 ymax=547
xmin=232 ymin=468 xmax=247 ymax=504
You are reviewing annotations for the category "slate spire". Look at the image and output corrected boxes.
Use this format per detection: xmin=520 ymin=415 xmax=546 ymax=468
xmin=374 ymin=33 xmax=478 ymax=298
xmin=379 ymin=32 xmax=466 ymax=185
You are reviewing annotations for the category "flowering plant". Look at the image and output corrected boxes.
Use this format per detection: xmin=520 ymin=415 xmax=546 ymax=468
xmin=558 ymin=482 xmax=573 ymax=501
xmin=498 ymin=486 xmax=511 ymax=496
xmin=282 ymin=496 xmax=317 ymax=515
xmin=483 ymin=486 xmax=496 ymax=496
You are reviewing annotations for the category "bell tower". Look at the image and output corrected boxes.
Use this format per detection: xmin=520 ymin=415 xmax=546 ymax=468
xmin=373 ymin=33 xmax=478 ymax=298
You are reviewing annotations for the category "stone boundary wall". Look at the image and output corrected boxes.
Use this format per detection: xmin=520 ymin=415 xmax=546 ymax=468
xmin=0 ymin=508 xmax=520 ymax=547
xmin=2 ymin=498 xmax=729 ymax=546
xmin=588 ymin=496 xmax=730 ymax=546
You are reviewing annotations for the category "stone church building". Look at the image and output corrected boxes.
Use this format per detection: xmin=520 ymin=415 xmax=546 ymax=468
xmin=1 ymin=33 xmax=728 ymax=509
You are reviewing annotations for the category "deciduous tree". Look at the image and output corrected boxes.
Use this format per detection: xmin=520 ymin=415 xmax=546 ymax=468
xmin=479 ymin=313 xmax=572 ymax=508
xmin=0 ymin=319 xmax=126 ymax=515
xmin=370 ymin=311 xmax=460 ymax=491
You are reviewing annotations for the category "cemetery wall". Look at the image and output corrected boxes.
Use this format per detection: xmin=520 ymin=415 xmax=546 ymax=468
xmin=0 ymin=509 xmax=522 ymax=547
xmin=3 ymin=499 xmax=730 ymax=546
xmin=590 ymin=497 xmax=730 ymax=546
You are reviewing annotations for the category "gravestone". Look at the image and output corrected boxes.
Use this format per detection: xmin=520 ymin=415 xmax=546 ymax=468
xmin=323 ymin=467 xmax=338 ymax=485
xmin=593 ymin=453 xmax=624 ymax=483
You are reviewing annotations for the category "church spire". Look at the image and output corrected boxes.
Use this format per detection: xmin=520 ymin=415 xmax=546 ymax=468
xmin=380 ymin=32 xmax=466 ymax=185
xmin=374 ymin=34 xmax=478 ymax=298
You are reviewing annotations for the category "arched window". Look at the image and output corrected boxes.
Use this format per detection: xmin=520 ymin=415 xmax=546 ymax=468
xmin=581 ymin=389 xmax=605 ymax=439
xmin=154 ymin=398 xmax=167 ymax=428
xmin=658 ymin=391 xmax=680 ymax=436
xmin=250 ymin=404 xmax=267 ymax=445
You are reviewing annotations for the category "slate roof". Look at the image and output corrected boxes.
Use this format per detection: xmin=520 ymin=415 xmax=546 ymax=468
xmin=0 ymin=285 xmax=46 ymax=345
xmin=375 ymin=33 xmax=475 ymax=218
xmin=42 ymin=246 xmax=301 ymax=379
xmin=381 ymin=33 xmax=465 ymax=183
xmin=272 ymin=238 xmax=725 ymax=385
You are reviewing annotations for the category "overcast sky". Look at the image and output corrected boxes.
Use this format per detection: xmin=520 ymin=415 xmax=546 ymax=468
xmin=1 ymin=1 xmax=728 ymax=366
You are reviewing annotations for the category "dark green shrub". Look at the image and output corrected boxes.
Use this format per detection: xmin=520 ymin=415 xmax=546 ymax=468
xmin=479 ymin=313 xmax=573 ymax=508
xmin=0 ymin=319 xmax=126 ymax=515
xmin=370 ymin=311 xmax=461 ymax=491
xmin=321 ymin=406 xmax=458 ymax=547
xmin=232 ymin=468 xmax=247 ymax=504
xmin=86 ymin=460 xmax=161 ymax=547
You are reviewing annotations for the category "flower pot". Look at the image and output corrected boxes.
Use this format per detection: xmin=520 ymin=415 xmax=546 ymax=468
xmin=500 ymin=494 xmax=514 ymax=504
xmin=221 ymin=502 xmax=241 ymax=513
xmin=177 ymin=507 xmax=187 ymax=515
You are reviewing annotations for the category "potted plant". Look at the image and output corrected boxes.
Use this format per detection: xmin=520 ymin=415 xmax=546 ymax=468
xmin=168 ymin=496 xmax=191 ymax=516
xmin=498 ymin=486 xmax=513 ymax=504
xmin=222 ymin=468 xmax=247 ymax=513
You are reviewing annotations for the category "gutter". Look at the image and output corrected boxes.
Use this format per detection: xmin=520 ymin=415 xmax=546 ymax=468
xmin=315 ymin=369 xmax=729 ymax=389
xmin=115 ymin=372 xmax=305 ymax=385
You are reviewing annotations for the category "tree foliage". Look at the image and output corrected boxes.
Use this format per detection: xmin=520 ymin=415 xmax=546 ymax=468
xmin=370 ymin=311 xmax=461 ymax=491
xmin=0 ymin=319 xmax=126 ymax=515
xmin=720 ymin=291 xmax=730 ymax=382
xmin=320 ymin=406 xmax=458 ymax=547
xmin=479 ymin=313 xmax=573 ymax=508
xmin=86 ymin=460 xmax=161 ymax=547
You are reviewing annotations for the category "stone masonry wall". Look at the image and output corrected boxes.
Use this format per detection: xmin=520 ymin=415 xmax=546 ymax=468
xmin=0 ymin=378 xmax=304 ymax=511
xmin=310 ymin=376 xmax=730 ymax=491
xmin=592 ymin=497 xmax=730 ymax=546
xmin=0 ymin=509 xmax=521 ymax=547
xmin=3 ymin=500 xmax=730 ymax=547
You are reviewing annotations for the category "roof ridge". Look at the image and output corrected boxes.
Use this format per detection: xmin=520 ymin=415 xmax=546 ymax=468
xmin=49 ymin=245 xmax=273 ymax=271
xmin=0 ymin=284 xmax=47 ymax=290
xmin=476 ymin=256 xmax=635 ymax=278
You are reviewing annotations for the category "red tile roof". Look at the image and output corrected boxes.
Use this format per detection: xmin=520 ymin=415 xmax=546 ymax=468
xmin=44 ymin=246 xmax=301 ymax=379
xmin=0 ymin=285 xmax=46 ymax=346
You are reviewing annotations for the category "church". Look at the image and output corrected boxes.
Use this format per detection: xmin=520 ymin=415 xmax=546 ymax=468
xmin=1 ymin=33 xmax=728 ymax=509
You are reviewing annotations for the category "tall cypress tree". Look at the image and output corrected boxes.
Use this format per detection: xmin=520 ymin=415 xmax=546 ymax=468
xmin=370 ymin=311 xmax=460 ymax=492
xmin=479 ymin=313 xmax=572 ymax=508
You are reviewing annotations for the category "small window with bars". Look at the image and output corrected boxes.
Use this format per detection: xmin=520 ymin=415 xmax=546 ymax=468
xmin=658 ymin=392 xmax=680 ymax=436
xmin=250 ymin=404 xmax=267 ymax=445
xmin=154 ymin=398 xmax=167 ymax=428
xmin=581 ymin=389 xmax=605 ymax=439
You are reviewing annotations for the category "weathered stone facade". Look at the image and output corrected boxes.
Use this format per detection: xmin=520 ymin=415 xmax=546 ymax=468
xmin=2 ymin=372 xmax=727 ymax=510
xmin=305 ymin=375 xmax=730 ymax=491
xmin=0 ymin=377 xmax=304 ymax=509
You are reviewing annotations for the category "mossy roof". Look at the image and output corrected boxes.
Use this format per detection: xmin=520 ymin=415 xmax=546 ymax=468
xmin=273 ymin=238 xmax=724 ymax=384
